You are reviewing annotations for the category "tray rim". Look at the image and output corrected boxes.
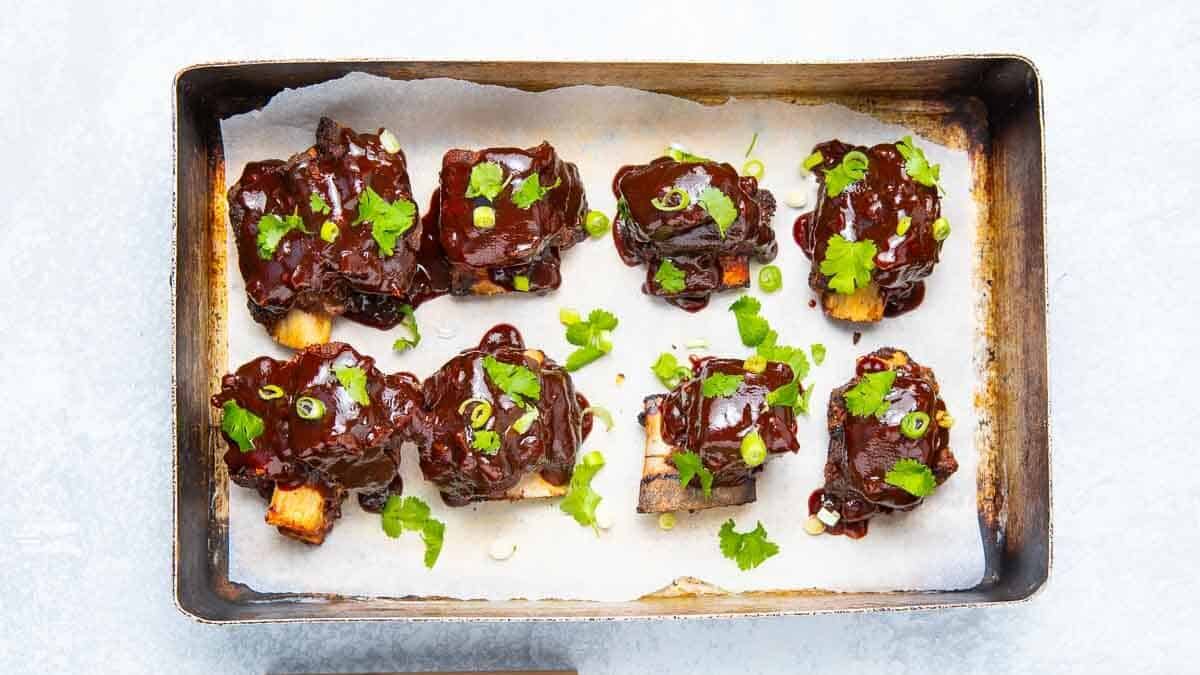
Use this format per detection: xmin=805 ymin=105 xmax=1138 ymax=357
xmin=171 ymin=54 xmax=1050 ymax=624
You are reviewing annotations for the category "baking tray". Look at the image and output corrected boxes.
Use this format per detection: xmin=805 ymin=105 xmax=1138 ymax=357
xmin=173 ymin=57 xmax=1049 ymax=622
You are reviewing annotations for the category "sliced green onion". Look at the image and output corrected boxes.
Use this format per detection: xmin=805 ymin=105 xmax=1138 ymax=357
xmin=741 ymin=159 xmax=765 ymax=180
xmin=658 ymin=512 xmax=677 ymax=530
xmin=320 ymin=221 xmax=339 ymax=243
xmin=456 ymin=398 xmax=494 ymax=429
xmin=583 ymin=405 xmax=614 ymax=432
xmin=295 ymin=396 xmax=326 ymax=420
xmin=745 ymin=132 xmax=759 ymax=158
xmin=802 ymin=150 xmax=824 ymax=171
xmin=684 ymin=338 xmax=709 ymax=350
xmin=559 ymin=307 xmax=581 ymax=326
xmin=743 ymin=354 xmax=767 ymax=374
xmin=257 ymin=384 xmax=285 ymax=400
xmin=582 ymin=450 xmax=605 ymax=468
xmin=651 ymin=187 xmax=690 ymax=212
xmin=509 ymin=407 xmax=539 ymax=434
xmin=758 ymin=264 xmax=782 ymax=292
xmin=896 ymin=216 xmax=912 ymax=236
xmin=473 ymin=205 xmax=496 ymax=229
xmin=900 ymin=411 xmax=931 ymax=439
xmin=457 ymin=397 xmax=489 ymax=414
xmin=932 ymin=217 xmax=951 ymax=241
xmin=740 ymin=431 xmax=767 ymax=467
xmin=584 ymin=210 xmax=610 ymax=238
xmin=513 ymin=275 xmax=530 ymax=292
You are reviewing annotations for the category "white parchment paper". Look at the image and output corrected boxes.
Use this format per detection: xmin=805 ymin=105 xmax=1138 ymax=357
xmin=221 ymin=72 xmax=984 ymax=601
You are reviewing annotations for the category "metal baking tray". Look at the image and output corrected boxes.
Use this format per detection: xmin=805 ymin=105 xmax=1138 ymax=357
xmin=173 ymin=57 xmax=1049 ymax=622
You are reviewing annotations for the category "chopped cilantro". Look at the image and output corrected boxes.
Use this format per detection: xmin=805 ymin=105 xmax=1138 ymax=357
xmin=665 ymin=146 xmax=710 ymax=163
xmin=672 ymin=450 xmax=713 ymax=498
xmin=884 ymin=458 xmax=937 ymax=497
xmin=844 ymin=369 xmax=897 ymax=418
xmin=471 ymin=429 xmax=501 ymax=455
xmin=651 ymin=353 xmax=692 ymax=390
xmin=819 ymin=234 xmax=877 ymax=295
xmin=766 ymin=380 xmax=798 ymax=408
xmin=392 ymin=304 xmax=420 ymax=353
xmin=718 ymin=519 xmax=779 ymax=571
xmin=309 ymin=192 xmax=331 ymax=215
xmin=698 ymin=187 xmax=738 ymax=238
xmin=220 ymin=400 xmax=264 ymax=453
xmin=822 ymin=150 xmax=870 ymax=197
xmin=255 ymin=211 xmax=308 ymax=260
xmin=332 ymin=365 xmax=370 ymax=407
xmin=729 ymin=295 xmax=770 ymax=347
xmin=511 ymin=173 xmax=561 ymax=209
xmin=701 ymin=373 xmax=743 ymax=398
xmin=465 ymin=161 xmax=506 ymax=201
xmin=482 ymin=355 xmax=541 ymax=406
xmin=798 ymin=385 xmax=814 ymax=414
xmin=560 ymin=451 xmax=606 ymax=531
xmin=757 ymin=331 xmax=810 ymax=382
xmin=655 ymin=260 xmax=687 ymax=294
xmin=381 ymin=495 xmax=446 ymax=568
xmin=352 ymin=186 xmax=416 ymax=256
xmin=896 ymin=136 xmax=941 ymax=189
xmin=811 ymin=343 xmax=826 ymax=366
xmin=562 ymin=308 xmax=618 ymax=372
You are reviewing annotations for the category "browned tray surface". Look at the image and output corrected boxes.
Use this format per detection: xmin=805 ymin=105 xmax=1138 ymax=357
xmin=173 ymin=57 xmax=1049 ymax=622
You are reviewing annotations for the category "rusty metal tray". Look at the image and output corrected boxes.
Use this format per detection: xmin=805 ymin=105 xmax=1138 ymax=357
xmin=172 ymin=57 xmax=1049 ymax=622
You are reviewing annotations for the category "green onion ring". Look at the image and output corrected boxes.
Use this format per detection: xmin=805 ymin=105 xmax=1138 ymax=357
xmin=582 ymin=405 xmax=614 ymax=432
xmin=258 ymin=384 xmax=285 ymax=400
xmin=740 ymin=431 xmax=767 ymax=467
xmin=651 ymin=187 xmax=690 ymax=212
xmin=900 ymin=411 xmax=931 ymax=439
xmin=741 ymin=159 xmax=765 ymax=180
xmin=295 ymin=396 xmax=326 ymax=420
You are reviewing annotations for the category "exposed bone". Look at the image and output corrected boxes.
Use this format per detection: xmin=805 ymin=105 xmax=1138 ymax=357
xmin=822 ymin=283 xmax=884 ymax=322
xmin=270 ymin=308 xmax=332 ymax=350
xmin=502 ymin=472 xmax=568 ymax=500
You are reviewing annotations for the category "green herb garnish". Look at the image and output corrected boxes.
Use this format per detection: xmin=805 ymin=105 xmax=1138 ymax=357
xmin=471 ymin=429 xmax=501 ymax=454
xmin=381 ymin=495 xmax=446 ymax=568
xmin=333 ymin=365 xmax=370 ymax=406
xmin=844 ymin=369 xmax=897 ymax=418
xmin=896 ymin=136 xmax=941 ymax=189
xmin=822 ymin=150 xmax=870 ymax=197
xmin=255 ymin=211 xmax=308 ymax=260
xmin=654 ymin=259 xmax=687 ymax=294
xmin=718 ymin=519 xmax=779 ymax=571
xmin=884 ymin=458 xmax=937 ymax=497
xmin=701 ymin=373 xmax=743 ymax=398
xmin=473 ymin=205 xmax=496 ymax=229
xmin=563 ymin=308 xmax=618 ymax=372
xmin=900 ymin=411 xmax=931 ymax=439
xmin=352 ymin=186 xmax=416 ymax=256
xmin=511 ymin=173 xmax=561 ymax=209
xmin=665 ymin=146 xmax=710 ymax=163
xmin=766 ymin=380 xmax=799 ymax=408
xmin=582 ymin=405 xmax=614 ymax=431
xmin=513 ymin=275 xmax=531 ymax=292
xmin=698 ymin=187 xmax=737 ymax=238
xmin=740 ymin=431 xmax=766 ymax=467
xmin=811 ymin=343 xmax=826 ymax=366
xmin=651 ymin=353 xmax=691 ymax=390
xmin=745 ymin=132 xmax=759 ymax=157
xmin=932 ymin=217 xmax=951 ymax=241
xmin=482 ymin=355 xmax=541 ymax=406
xmin=672 ymin=450 xmax=713 ymax=498
xmin=651 ymin=187 xmax=690 ymax=212
xmin=584 ymin=210 xmax=610 ymax=238
xmin=729 ymin=295 xmax=770 ymax=347
xmin=560 ymin=451 xmax=606 ymax=531
xmin=295 ymin=396 xmax=325 ymax=420
xmin=392 ymin=304 xmax=420 ymax=353
xmin=220 ymin=401 xmax=263 ymax=453
xmin=465 ymin=161 xmax=506 ymax=201
xmin=819 ymin=234 xmax=877 ymax=295
xmin=309 ymin=192 xmax=331 ymax=215
xmin=758 ymin=265 xmax=782 ymax=293
xmin=757 ymin=331 xmax=811 ymax=383
xmin=741 ymin=159 xmax=764 ymax=180
xmin=319 ymin=221 xmax=339 ymax=243
xmin=257 ymin=385 xmax=284 ymax=400
xmin=802 ymin=150 xmax=824 ymax=171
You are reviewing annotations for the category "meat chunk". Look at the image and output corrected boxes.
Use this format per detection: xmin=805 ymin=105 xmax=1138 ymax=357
xmin=409 ymin=324 xmax=593 ymax=506
xmin=409 ymin=142 xmax=588 ymax=299
xmin=227 ymin=117 xmax=422 ymax=347
xmin=796 ymin=138 xmax=946 ymax=321
xmin=211 ymin=342 xmax=421 ymax=544
xmin=808 ymin=348 xmax=958 ymax=538
xmin=637 ymin=357 xmax=800 ymax=513
xmin=613 ymin=155 xmax=777 ymax=311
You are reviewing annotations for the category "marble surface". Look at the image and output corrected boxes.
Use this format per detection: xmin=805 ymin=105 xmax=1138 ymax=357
xmin=1 ymin=1 xmax=1197 ymax=673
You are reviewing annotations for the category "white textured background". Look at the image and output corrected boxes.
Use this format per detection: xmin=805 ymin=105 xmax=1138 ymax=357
xmin=1 ymin=1 xmax=1196 ymax=673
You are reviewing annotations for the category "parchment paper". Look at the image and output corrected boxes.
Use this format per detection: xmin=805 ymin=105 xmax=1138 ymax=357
xmin=221 ymin=72 xmax=984 ymax=601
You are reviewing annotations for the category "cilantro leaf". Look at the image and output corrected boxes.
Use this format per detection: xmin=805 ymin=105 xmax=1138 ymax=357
xmin=884 ymin=458 xmax=937 ymax=497
xmin=766 ymin=380 xmax=798 ymax=408
xmin=718 ymin=519 xmax=780 ymax=571
xmin=822 ymin=150 xmax=870 ymax=197
xmin=729 ymin=294 xmax=770 ymax=347
xmin=811 ymin=343 xmax=826 ymax=366
xmin=844 ymin=369 xmax=897 ymax=418
xmin=309 ymin=192 xmax=331 ymax=215
xmin=380 ymin=496 xmax=445 ymax=568
xmin=392 ymin=304 xmax=420 ymax=352
xmin=701 ymin=373 xmax=744 ymax=398
xmin=819 ymin=234 xmax=877 ymax=295
xmin=352 ymin=186 xmax=416 ymax=256
xmin=896 ymin=136 xmax=941 ymax=189
xmin=672 ymin=450 xmax=713 ymax=498
xmin=561 ymin=308 xmax=618 ymax=372
xmin=665 ymin=146 xmax=710 ymax=163
xmin=255 ymin=211 xmax=308 ymax=260
xmin=465 ymin=161 xmax=506 ymax=201
xmin=565 ymin=346 xmax=605 ymax=372
xmin=587 ymin=309 xmax=618 ymax=331
xmin=220 ymin=400 xmax=264 ymax=453
xmin=511 ymin=173 xmax=561 ymax=209
xmin=471 ymin=429 xmax=501 ymax=455
xmin=652 ymin=353 xmax=692 ymax=390
xmin=756 ymin=331 xmax=810 ymax=382
xmin=798 ymin=385 xmax=813 ymax=415
xmin=698 ymin=187 xmax=738 ymax=238
xmin=332 ymin=365 xmax=370 ymax=407
xmin=482 ymin=355 xmax=541 ymax=405
xmin=560 ymin=452 xmax=605 ymax=530
xmin=654 ymin=259 xmax=687 ymax=294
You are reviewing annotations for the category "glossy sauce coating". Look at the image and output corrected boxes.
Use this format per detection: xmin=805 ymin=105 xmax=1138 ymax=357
xmin=227 ymin=117 xmax=422 ymax=329
xmin=410 ymin=324 xmax=593 ymax=506
xmin=813 ymin=348 xmax=957 ymax=537
xmin=410 ymin=143 xmax=588 ymax=297
xmin=612 ymin=157 xmax=777 ymax=311
xmin=211 ymin=342 xmax=422 ymax=510
xmin=796 ymin=140 xmax=942 ymax=317
xmin=660 ymin=357 xmax=799 ymax=486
